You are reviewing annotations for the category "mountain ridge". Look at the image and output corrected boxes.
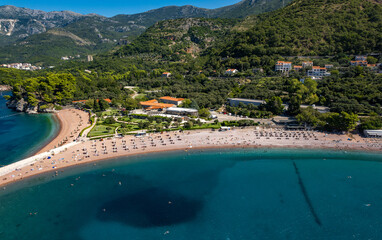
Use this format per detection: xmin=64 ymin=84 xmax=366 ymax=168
xmin=0 ymin=0 xmax=292 ymax=64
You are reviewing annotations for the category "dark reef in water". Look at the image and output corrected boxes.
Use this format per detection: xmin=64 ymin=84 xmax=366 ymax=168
xmin=97 ymin=187 xmax=203 ymax=228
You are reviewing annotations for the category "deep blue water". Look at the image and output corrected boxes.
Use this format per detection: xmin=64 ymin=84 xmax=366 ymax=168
xmin=1 ymin=149 xmax=382 ymax=240
xmin=0 ymin=91 xmax=58 ymax=165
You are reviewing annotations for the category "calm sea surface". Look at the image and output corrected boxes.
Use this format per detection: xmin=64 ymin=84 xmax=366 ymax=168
xmin=0 ymin=91 xmax=58 ymax=165
xmin=1 ymin=149 xmax=382 ymax=240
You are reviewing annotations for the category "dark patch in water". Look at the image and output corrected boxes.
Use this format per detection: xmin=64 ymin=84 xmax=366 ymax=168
xmin=293 ymin=161 xmax=322 ymax=226
xmin=97 ymin=187 xmax=202 ymax=228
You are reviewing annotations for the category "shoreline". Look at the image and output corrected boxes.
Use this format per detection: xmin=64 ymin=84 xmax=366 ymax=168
xmin=0 ymin=145 xmax=377 ymax=191
xmin=0 ymin=108 xmax=381 ymax=188
xmin=28 ymin=113 xmax=62 ymax=157
xmin=36 ymin=109 xmax=89 ymax=154
xmin=0 ymin=127 xmax=381 ymax=188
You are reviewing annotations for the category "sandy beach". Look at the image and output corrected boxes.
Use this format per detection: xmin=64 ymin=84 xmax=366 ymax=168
xmin=0 ymin=109 xmax=381 ymax=188
xmin=36 ymin=109 xmax=90 ymax=154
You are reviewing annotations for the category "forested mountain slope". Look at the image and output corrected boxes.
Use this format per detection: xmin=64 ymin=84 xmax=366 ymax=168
xmin=215 ymin=0 xmax=382 ymax=57
xmin=0 ymin=0 xmax=291 ymax=64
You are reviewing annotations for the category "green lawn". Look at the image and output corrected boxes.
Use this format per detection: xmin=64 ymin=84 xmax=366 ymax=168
xmin=100 ymin=109 xmax=120 ymax=117
xmin=117 ymin=125 xmax=140 ymax=134
xmin=189 ymin=123 xmax=221 ymax=130
xmin=88 ymin=124 xmax=116 ymax=137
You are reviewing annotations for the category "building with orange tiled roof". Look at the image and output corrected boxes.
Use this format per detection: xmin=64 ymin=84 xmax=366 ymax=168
xmin=140 ymin=99 xmax=174 ymax=110
xmin=307 ymin=66 xmax=331 ymax=79
xmin=162 ymin=72 xmax=171 ymax=78
xmin=275 ymin=61 xmax=292 ymax=72
xmin=225 ymin=69 xmax=239 ymax=75
xmin=293 ymin=65 xmax=303 ymax=71
xmin=72 ymin=100 xmax=88 ymax=104
xmin=72 ymin=99 xmax=112 ymax=104
xmin=351 ymin=60 xmax=368 ymax=66
xmin=159 ymin=96 xmax=185 ymax=106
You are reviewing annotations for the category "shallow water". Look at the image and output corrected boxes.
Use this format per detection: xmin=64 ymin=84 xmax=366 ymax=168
xmin=1 ymin=149 xmax=382 ymax=240
xmin=0 ymin=91 xmax=58 ymax=165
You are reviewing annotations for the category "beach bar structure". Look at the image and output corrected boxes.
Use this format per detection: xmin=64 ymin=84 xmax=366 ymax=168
xmin=165 ymin=107 xmax=198 ymax=116
xmin=363 ymin=130 xmax=382 ymax=138
xmin=227 ymin=98 xmax=265 ymax=107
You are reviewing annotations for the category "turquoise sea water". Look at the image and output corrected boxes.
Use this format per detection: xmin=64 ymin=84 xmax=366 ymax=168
xmin=1 ymin=149 xmax=382 ymax=240
xmin=0 ymin=91 xmax=58 ymax=166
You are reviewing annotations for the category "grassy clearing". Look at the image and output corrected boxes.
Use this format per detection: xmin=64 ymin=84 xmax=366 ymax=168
xmin=88 ymin=124 xmax=116 ymax=138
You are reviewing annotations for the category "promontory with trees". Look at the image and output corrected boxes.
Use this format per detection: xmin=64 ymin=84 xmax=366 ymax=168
xmin=0 ymin=0 xmax=381 ymax=134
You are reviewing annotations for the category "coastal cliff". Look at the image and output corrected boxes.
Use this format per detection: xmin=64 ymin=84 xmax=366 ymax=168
xmin=6 ymin=98 xmax=57 ymax=114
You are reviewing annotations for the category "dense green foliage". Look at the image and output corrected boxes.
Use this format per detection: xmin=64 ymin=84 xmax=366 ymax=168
xmin=116 ymin=18 xmax=237 ymax=61
xmin=297 ymin=107 xmax=359 ymax=131
xmin=318 ymin=67 xmax=382 ymax=114
xmin=359 ymin=115 xmax=382 ymax=131
xmin=217 ymin=0 xmax=382 ymax=58
xmin=11 ymin=73 xmax=76 ymax=105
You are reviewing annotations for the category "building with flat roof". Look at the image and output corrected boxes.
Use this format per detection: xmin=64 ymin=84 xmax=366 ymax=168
xmin=227 ymin=98 xmax=265 ymax=107
xmin=364 ymin=130 xmax=382 ymax=138
xmin=159 ymin=96 xmax=185 ymax=106
xmin=166 ymin=107 xmax=198 ymax=116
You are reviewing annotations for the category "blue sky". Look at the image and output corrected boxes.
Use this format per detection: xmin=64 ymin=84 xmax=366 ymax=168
xmin=4 ymin=0 xmax=241 ymax=17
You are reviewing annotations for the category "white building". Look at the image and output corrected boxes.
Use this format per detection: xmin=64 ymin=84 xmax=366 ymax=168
xmin=166 ymin=107 xmax=198 ymax=116
xmin=162 ymin=72 xmax=171 ymax=78
xmin=275 ymin=61 xmax=292 ymax=72
xmin=302 ymin=61 xmax=313 ymax=68
xmin=355 ymin=56 xmax=367 ymax=61
xmin=228 ymin=98 xmax=265 ymax=107
xmin=225 ymin=69 xmax=239 ymax=75
xmin=364 ymin=130 xmax=382 ymax=138
xmin=307 ymin=66 xmax=331 ymax=79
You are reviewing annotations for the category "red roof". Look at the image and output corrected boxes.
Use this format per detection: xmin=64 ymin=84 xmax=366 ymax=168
xmin=276 ymin=61 xmax=292 ymax=65
xmin=72 ymin=98 xmax=112 ymax=104
xmin=72 ymin=100 xmax=87 ymax=103
xmin=160 ymin=96 xmax=185 ymax=102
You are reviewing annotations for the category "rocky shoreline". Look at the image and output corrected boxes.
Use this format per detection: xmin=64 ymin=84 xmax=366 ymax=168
xmin=0 ymin=85 xmax=12 ymax=91
xmin=6 ymin=98 xmax=57 ymax=114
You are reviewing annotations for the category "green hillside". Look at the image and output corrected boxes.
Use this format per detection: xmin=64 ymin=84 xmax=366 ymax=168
xmin=116 ymin=18 xmax=237 ymax=60
xmin=216 ymin=0 xmax=382 ymax=57
xmin=0 ymin=0 xmax=291 ymax=65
